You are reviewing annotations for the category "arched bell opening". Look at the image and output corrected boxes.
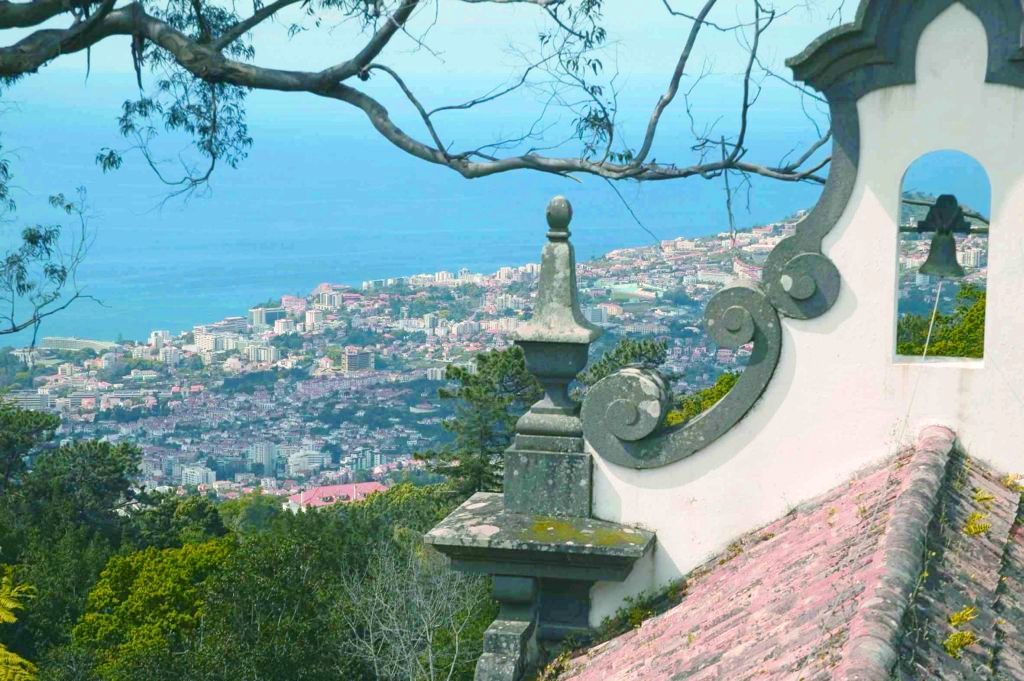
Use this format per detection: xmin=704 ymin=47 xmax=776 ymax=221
xmin=894 ymin=150 xmax=990 ymax=361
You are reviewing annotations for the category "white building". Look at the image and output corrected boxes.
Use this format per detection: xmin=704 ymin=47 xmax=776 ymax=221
xmin=305 ymin=309 xmax=324 ymax=329
xmin=247 ymin=442 xmax=278 ymax=475
xmin=246 ymin=344 xmax=280 ymax=363
xmin=159 ymin=346 xmax=181 ymax=366
xmin=148 ymin=330 xmax=171 ymax=348
xmin=181 ymin=464 xmax=216 ymax=486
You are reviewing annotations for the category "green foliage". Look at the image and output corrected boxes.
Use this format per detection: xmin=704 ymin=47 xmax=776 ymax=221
xmin=10 ymin=529 xmax=116 ymax=659
xmin=666 ymin=371 xmax=739 ymax=427
xmin=20 ymin=481 xmax=486 ymax=681
xmin=962 ymin=511 xmax=991 ymax=537
xmin=0 ymin=351 xmax=41 ymax=389
xmin=17 ymin=441 xmax=140 ymax=535
xmin=0 ymin=568 xmax=36 ymax=681
xmin=72 ymin=540 xmax=233 ymax=681
xmin=590 ymin=578 xmax=686 ymax=645
xmin=417 ymin=347 xmax=542 ymax=495
xmin=216 ymin=492 xmax=283 ymax=535
xmin=94 ymin=403 xmax=170 ymax=423
xmin=0 ymin=439 xmax=142 ymax=661
xmin=942 ymin=630 xmax=978 ymax=660
xmin=270 ymin=332 xmax=304 ymax=350
xmin=181 ymin=529 xmax=342 ymax=679
xmin=897 ymin=284 xmax=985 ymax=358
xmin=0 ymin=400 xmax=59 ymax=494
xmin=129 ymin=494 xmax=227 ymax=549
xmin=577 ymin=338 xmax=668 ymax=387
xmin=661 ymin=288 xmax=698 ymax=307
xmin=219 ymin=368 xmax=305 ymax=394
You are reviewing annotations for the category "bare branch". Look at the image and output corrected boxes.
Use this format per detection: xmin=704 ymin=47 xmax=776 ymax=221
xmin=210 ymin=0 xmax=304 ymax=51
xmin=634 ymin=0 xmax=719 ymax=165
xmin=0 ymin=0 xmax=832 ymax=191
xmin=0 ymin=0 xmax=83 ymax=29
xmin=365 ymin=63 xmax=447 ymax=156
xmin=317 ymin=0 xmax=420 ymax=85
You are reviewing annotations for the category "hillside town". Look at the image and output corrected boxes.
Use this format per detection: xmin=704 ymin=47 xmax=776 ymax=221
xmin=3 ymin=207 xmax=985 ymax=507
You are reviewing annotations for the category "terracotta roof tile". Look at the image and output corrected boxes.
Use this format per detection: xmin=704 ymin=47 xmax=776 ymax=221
xmin=558 ymin=427 xmax=1024 ymax=681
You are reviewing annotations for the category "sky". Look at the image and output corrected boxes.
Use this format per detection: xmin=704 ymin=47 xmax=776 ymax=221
xmin=0 ymin=0 xmax=853 ymax=341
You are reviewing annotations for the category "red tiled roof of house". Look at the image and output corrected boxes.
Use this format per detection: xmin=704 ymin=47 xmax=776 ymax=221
xmin=287 ymin=482 xmax=387 ymax=509
xmin=558 ymin=426 xmax=1024 ymax=680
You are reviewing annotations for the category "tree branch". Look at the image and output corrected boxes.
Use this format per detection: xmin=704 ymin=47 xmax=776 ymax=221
xmin=634 ymin=0 xmax=719 ymax=165
xmin=0 ymin=0 xmax=831 ymax=187
xmin=0 ymin=0 xmax=81 ymax=29
xmin=317 ymin=0 xmax=420 ymax=85
xmin=210 ymin=0 xmax=303 ymax=51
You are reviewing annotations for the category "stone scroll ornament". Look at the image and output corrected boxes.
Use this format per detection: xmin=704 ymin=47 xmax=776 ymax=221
xmin=581 ymin=188 xmax=844 ymax=471
xmin=583 ymin=0 xmax=1024 ymax=469
xmin=580 ymin=91 xmax=856 ymax=471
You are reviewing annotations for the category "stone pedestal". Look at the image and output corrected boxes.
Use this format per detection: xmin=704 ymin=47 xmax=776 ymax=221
xmin=425 ymin=493 xmax=655 ymax=679
xmin=424 ymin=197 xmax=656 ymax=681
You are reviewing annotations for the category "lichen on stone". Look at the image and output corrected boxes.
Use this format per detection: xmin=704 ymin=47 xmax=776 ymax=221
xmin=942 ymin=630 xmax=978 ymax=659
xmin=962 ymin=512 xmax=991 ymax=537
xmin=521 ymin=518 xmax=647 ymax=548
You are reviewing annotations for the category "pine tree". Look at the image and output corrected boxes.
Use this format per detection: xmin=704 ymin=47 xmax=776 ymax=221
xmin=416 ymin=347 xmax=542 ymax=495
xmin=419 ymin=338 xmax=671 ymax=495
xmin=577 ymin=338 xmax=669 ymax=387
xmin=0 ymin=401 xmax=59 ymax=495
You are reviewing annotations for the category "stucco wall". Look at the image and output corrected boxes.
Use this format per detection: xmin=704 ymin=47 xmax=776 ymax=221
xmin=588 ymin=3 xmax=1024 ymax=625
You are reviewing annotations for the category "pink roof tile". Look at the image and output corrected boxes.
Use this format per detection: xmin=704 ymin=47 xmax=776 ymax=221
xmin=287 ymin=482 xmax=387 ymax=509
xmin=558 ymin=426 xmax=1024 ymax=681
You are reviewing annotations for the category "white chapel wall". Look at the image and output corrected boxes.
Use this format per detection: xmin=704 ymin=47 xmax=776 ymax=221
xmin=587 ymin=3 xmax=1024 ymax=625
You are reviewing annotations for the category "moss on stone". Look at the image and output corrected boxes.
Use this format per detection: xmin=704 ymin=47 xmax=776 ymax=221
xmin=1001 ymin=473 xmax=1024 ymax=493
xmin=948 ymin=605 xmax=977 ymax=628
xmin=962 ymin=512 xmax=991 ymax=537
xmin=942 ymin=630 xmax=978 ymax=659
xmin=972 ymin=488 xmax=996 ymax=506
xmin=521 ymin=518 xmax=648 ymax=547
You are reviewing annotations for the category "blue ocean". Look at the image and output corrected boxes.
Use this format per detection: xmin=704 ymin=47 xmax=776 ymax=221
xmin=0 ymin=70 xmax=988 ymax=344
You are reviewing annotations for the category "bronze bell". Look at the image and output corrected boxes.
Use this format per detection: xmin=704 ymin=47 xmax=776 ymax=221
xmin=919 ymin=231 xmax=965 ymax=278
xmin=916 ymin=194 xmax=968 ymax=279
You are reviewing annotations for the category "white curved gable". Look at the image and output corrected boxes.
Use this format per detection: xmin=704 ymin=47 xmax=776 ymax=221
xmin=588 ymin=3 xmax=1024 ymax=624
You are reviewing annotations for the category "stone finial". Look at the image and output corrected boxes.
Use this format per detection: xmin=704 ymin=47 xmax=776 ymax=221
xmin=514 ymin=196 xmax=601 ymax=346
xmin=546 ymin=195 xmax=573 ymax=236
xmin=507 ymin=197 xmax=602 ymax=516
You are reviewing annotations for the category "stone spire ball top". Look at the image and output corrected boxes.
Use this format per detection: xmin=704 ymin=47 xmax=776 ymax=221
xmin=546 ymin=196 xmax=573 ymax=239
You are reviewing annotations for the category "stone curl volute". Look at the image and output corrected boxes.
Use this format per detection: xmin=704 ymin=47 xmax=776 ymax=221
xmin=581 ymin=281 xmax=783 ymax=469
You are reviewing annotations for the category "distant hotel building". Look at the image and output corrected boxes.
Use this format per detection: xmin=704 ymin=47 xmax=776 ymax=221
xmin=247 ymin=442 xmax=278 ymax=475
xmin=6 ymin=390 xmax=51 ymax=411
xmin=317 ymin=290 xmax=344 ymax=309
xmin=341 ymin=347 xmax=374 ymax=374
xmin=248 ymin=306 xmax=287 ymax=328
xmin=41 ymin=337 xmax=117 ymax=352
xmin=159 ymin=347 xmax=181 ymax=366
xmin=962 ymin=246 xmax=987 ymax=269
xmin=273 ymin=318 xmax=296 ymax=335
xmin=246 ymin=345 xmax=280 ymax=363
xmin=583 ymin=306 xmax=609 ymax=325
xmin=181 ymin=464 xmax=216 ymax=486
xmin=304 ymin=309 xmax=324 ymax=329
xmin=148 ymin=330 xmax=171 ymax=348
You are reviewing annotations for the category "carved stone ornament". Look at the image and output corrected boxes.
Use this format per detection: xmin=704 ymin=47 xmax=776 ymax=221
xmin=582 ymin=0 xmax=1024 ymax=469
